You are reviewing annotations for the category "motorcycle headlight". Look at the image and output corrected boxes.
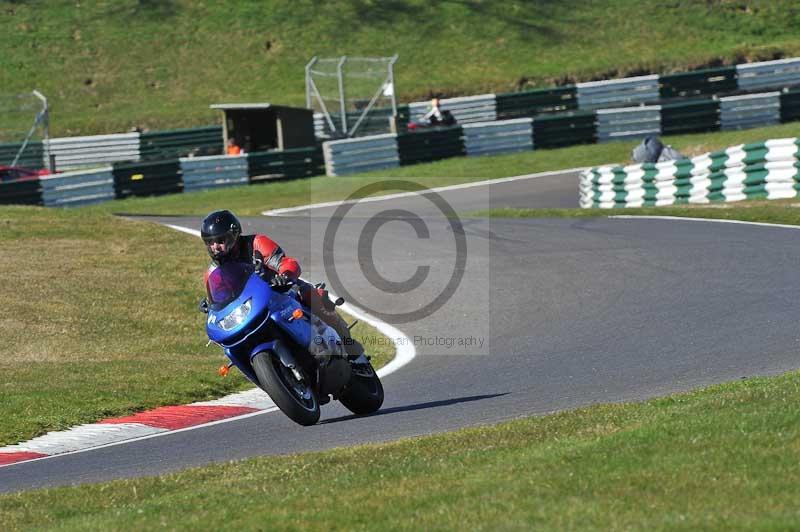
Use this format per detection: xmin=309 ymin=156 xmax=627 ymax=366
xmin=219 ymin=299 xmax=252 ymax=331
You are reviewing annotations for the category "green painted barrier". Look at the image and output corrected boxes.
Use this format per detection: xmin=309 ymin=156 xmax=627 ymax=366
xmin=140 ymin=126 xmax=223 ymax=160
xmin=495 ymin=86 xmax=577 ymax=120
xmin=659 ymin=66 xmax=737 ymax=99
xmin=113 ymin=159 xmax=182 ymax=199
xmin=532 ymin=111 xmax=596 ymax=149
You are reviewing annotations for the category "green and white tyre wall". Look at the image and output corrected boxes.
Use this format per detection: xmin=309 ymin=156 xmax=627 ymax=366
xmin=580 ymin=138 xmax=800 ymax=208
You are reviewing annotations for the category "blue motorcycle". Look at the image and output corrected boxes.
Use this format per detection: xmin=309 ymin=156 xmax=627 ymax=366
xmin=204 ymin=261 xmax=384 ymax=425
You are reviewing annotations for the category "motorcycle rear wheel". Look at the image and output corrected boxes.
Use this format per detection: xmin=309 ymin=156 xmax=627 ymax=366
xmin=339 ymin=363 xmax=384 ymax=415
xmin=252 ymin=352 xmax=320 ymax=426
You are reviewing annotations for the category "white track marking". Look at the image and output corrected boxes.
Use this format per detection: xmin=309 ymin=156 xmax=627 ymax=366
xmin=261 ymin=167 xmax=590 ymax=216
xmin=0 ymin=408 xmax=281 ymax=469
xmin=190 ymin=388 xmax=276 ymax=409
xmin=164 ymin=223 xmax=203 ymax=236
xmin=609 ymin=215 xmax=800 ymax=230
xmin=1 ymin=424 xmax=167 ymax=455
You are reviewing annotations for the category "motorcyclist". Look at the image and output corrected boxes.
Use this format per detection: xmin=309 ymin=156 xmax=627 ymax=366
xmin=200 ymin=209 xmax=365 ymax=360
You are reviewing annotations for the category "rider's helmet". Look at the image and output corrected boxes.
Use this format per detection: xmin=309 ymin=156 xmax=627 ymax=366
xmin=201 ymin=210 xmax=242 ymax=261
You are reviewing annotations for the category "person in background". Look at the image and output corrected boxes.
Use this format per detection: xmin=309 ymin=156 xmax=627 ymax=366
xmin=422 ymin=97 xmax=444 ymax=125
xmin=226 ymin=137 xmax=243 ymax=156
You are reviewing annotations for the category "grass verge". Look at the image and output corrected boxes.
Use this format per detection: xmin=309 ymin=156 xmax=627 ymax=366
xmin=2 ymin=370 xmax=799 ymax=529
xmin=3 ymin=1 xmax=800 ymax=135
xmin=0 ymin=207 xmax=393 ymax=447
xmin=88 ymin=122 xmax=800 ymax=217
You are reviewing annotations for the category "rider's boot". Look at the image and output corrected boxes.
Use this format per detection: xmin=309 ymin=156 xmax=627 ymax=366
xmin=328 ymin=313 xmax=365 ymax=360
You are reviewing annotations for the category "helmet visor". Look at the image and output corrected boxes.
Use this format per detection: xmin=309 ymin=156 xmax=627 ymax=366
xmin=203 ymin=232 xmax=238 ymax=258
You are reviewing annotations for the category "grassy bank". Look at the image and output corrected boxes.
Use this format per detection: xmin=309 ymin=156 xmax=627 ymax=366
xmin=0 ymin=207 xmax=393 ymax=447
xmin=91 ymin=121 xmax=800 ymax=217
xmin=3 ymin=369 xmax=799 ymax=529
xmin=2 ymin=1 xmax=800 ymax=136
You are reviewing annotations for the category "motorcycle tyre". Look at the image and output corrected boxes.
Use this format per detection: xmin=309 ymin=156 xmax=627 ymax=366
xmin=339 ymin=366 xmax=384 ymax=416
xmin=252 ymin=352 xmax=320 ymax=426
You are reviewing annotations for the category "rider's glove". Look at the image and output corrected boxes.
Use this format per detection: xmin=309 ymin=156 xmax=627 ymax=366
xmin=198 ymin=297 xmax=209 ymax=314
xmin=269 ymin=273 xmax=293 ymax=292
xmin=253 ymin=251 xmax=267 ymax=278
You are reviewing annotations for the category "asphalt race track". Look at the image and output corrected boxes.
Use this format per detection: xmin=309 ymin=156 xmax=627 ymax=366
xmin=3 ymin=168 xmax=800 ymax=492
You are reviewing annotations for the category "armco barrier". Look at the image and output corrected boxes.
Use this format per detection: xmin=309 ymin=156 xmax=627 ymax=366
xmin=580 ymin=137 xmax=800 ymax=208
xmin=659 ymin=66 xmax=737 ymax=99
xmin=112 ymin=159 xmax=181 ymax=199
xmin=720 ymin=92 xmax=781 ymax=130
xmin=596 ymin=106 xmax=661 ymax=143
xmin=576 ymin=75 xmax=659 ymax=109
xmin=247 ymin=146 xmax=324 ymax=181
xmin=462 ymin=119 xmax=533 ymax=156
xmin=40 ymin=167 xmax=115 ymax=207
xmin=736 ymin=58 xmax=800 ymax=92
xmin=532 ymin=111 xmax=596 ymax=149
xmin=313 ymin=110 xmax=395 ymax=139
xmin=140 ymin=126 xmax=223 ymax=160
xmin=495 ymin=86 xmax=577 ymax=120
xmin=323 ymin=134 xmax=399 ymax=176
xmin=408 ymin=94 xmax=496 ymax=125
xmin=314 ymin=112 xmax=332 ymax=139
xmin=0 ymin=178 xmax=42 ymax=205
xmin=179 ymin=155 xmax=248 ymax=192
xmin=46 ymin=133 xmax=140 ymax=171
xmin=397 ymin=127 xmax=465 ymax=166
xmin=780 ymin=88 xmax=800 ymax=123
xmin=660 ymin=98 xmax=720 ymax=135
xmin=0 ymin=141 xmax=45 ymax=169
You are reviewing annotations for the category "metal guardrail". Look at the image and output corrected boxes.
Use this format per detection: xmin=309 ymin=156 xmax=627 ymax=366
xmin=323 ymin=134 xmax=399 ymax=176
xmin=659 ymin=66 xmax=737 ymax=99
xmin=719 ymin=92 xmax=781 ymax=130
xmin=45 ymin=133 xmax=140 ymax=171
xmin=247 ymin=147 xmax=323 ymax=181
xmin=0 ymin=178 xmax=42 ymax=205
xmin=0 ymin=141 xmax=45 ymax=169
xmin=780 ymin=88 xmax=800 ymax=123
xmin=112 ymin=159 xmax=182 ymax=199
xmin=576 ymin=75 xmax=660 ymax=109
xmin=179 ymin=155 xmax=248 ymax=192
xmin=595 ymin=106 xmax=661 ymax=142
xmin=397 ymin=127 xmax=465 ymax=166
xmin=314 ymin=112 xmax=335 ymax=139
xmin=736 ymin=58 xmax=800 ymax=91
xmin=310 ymin=57 xmax=800 ymax=142
xmin=40 ymin=167 xmax=115 ymax=207
xmin=532 ymin=111 xmax=596 ymax=148
xmin=462 ymin=118 xmax=533 ymax=156
xmin=314 ymin=110 xmax=394 ymax=140
xmin=660 ymin=98 xmax=720 ymax=135
xmin=140 ymin=126 xmax=223 ymax=160
xmin=408 ymin=94 xmax=497 ymax=124
xmin=495 ymin=87 xmax=577 ymax=120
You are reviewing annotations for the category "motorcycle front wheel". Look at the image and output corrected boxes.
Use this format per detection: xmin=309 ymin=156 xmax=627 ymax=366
xmin=252 ymin=352 xmax=320 ymax=426
xmin=339 ymin=363 xmax=384 ymax=416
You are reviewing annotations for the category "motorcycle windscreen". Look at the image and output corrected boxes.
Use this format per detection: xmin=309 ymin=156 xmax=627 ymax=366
xmin=206 ymin=262 xmax=255 ymax=310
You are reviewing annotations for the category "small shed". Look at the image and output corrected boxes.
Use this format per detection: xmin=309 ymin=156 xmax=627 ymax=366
xmin=210 ymin=103 xmax=315 ymax=153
